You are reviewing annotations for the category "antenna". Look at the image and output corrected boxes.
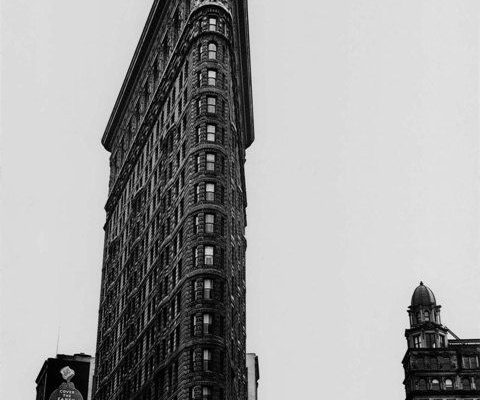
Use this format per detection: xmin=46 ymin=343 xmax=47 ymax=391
xmin=56 ymin=326 xmax=61 ymax=355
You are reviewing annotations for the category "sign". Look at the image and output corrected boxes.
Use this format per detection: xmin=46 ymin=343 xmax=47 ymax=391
xmin=48 ymin=365 xmax=85 ymax=400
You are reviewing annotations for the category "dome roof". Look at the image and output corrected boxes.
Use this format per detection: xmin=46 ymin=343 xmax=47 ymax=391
xmin=411 ymin=282 xmax=436 ymax=307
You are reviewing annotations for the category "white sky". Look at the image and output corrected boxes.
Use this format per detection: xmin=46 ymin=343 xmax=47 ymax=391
xmin=2 ymin=0 xmax=480 ymax=399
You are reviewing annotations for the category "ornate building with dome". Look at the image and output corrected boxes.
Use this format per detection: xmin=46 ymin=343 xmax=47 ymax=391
xmin=402 ymin=282 xmax=480 ymax=399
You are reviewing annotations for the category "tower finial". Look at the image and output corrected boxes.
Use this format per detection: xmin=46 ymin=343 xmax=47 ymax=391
xmin=420 ymin=281 xmax=424 ymax=286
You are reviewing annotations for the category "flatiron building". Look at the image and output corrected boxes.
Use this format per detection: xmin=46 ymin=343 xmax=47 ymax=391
xmin=93 ymin=1 xmax=254 ymax=399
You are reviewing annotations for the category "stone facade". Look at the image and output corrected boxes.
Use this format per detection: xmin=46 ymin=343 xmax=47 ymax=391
xmin=403 ymin=283 xmax=480 ymax=400
xmin=93 ymin=1 xmax=254 ymax=400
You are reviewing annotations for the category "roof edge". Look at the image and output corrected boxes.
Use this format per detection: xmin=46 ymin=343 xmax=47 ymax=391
xmin=101 ymin=0 xmax=166 ymax=152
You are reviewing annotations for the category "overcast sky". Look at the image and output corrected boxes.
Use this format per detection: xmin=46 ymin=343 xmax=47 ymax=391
xmin=2 ymin=0 xmax=480 ymax=399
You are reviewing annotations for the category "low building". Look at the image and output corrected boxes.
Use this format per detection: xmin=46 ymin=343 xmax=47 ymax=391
xmin=35 ymin=353 xmax=94 ymax=400
xmin=246 ymin=353 xmax=259 ymax=400
xmin=402 ymin=282 xmax=480 ymax=399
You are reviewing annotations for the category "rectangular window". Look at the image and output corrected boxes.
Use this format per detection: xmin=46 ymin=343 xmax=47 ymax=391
xmin=206 ymin=183 xmax=215 ymax=201
xmin=195 ymin=247 xmax=200 ymax=266
xmin=206 ymin=153 xmax=215 ymax=171
xmin=204 ymin=278 xmax=213 ymax=299
xmin=195 ymin=215 xmax=201 ymax=233
xmin=208 ymin=18 xmax=217 ymax=31
xmin=413 ymin=335 xmax=421 ymax=348
xmin=196 ymin=154 xmax=202 ymax=172
xmin=207 ymin=97 xmax=216 ymax=114
xmin=205 ymin=214 xmax=215 ymax=233
xmin=463 ymin=356 xmax=479 ymax=369
xmin=203 ymin=349 xmax=212 ymax=371
xmin=203 ymin=313 xmax=212 ymax=334
xmin=208 ymin=43 xmax=217 ymax=60
xmin=207 ymin=70 xmax=217 ymax=86
xmin=204 ymin=246 xmax=214 ymax=265
xmin=195 ymin=184 xmax=201 ymax=202
xmin=207 ymin=124 xmax=216 ymax=142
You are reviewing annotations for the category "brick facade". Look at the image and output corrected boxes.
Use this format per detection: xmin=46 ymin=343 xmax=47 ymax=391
xmin=93 ymin=1 xmax=254 ymax=400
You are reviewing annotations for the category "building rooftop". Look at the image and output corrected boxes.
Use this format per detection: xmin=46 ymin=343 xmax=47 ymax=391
xmin=411 ymin=281 xmax=436 ymax=307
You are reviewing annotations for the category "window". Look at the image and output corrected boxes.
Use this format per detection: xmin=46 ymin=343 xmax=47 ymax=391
xmin=195 ymin=215 xmax=201 ymax=233
xmin=425 ymin=333 xmax=436 ymax=348
xmin=208 ymin=17 xmax=217 ymax=31
xmin=207 ymin=97 xmax=216 ymax=114
xmin=413 ymin=335 xmax=421 ymax=348
xmin=204 ymin=279 xmax=213 ymax=299
xmin=191 ymin=314 xmax=198 ymax=336
xmin=196 ymin=126 xmax=202 ymax=143
xmin=416 ymin=311 xmax=421 ymax=324
xmin=424 ymin=311 xmax=430 ymax=322
xmin=445 ymin=379 xmax=453 ymax=390
xmin=202 ymin=386 xmax=212 ymax=400
xmin=195 ymin=247 xmax=201 ymax=266
xmin=431 ymin=379 xmax=440 ymax=390
xmin=207 ymin=70 xmax=217 ymax=86
xmin=207 ymin=124 xmax=216 ymax=142
xmin=206 ymin=153 xmax=215 ymax=171
xmin=208 ymin=43 xmax=217 ymax=60
xmin=204 ymin=246 xmax=214 ymax=265
xmin=197 ymin=71 xmax=202 ymax=87
xmin=206 ymin=183 xmax=215 ymax=201
xmin=417 ymin=379 xmax=427 ymax=390
xmin=203 ymin=313 xmax=213 ymax=334
xmin=195 ymin=184 xmax=200 ymax=202
xmin=205 ymin=214 xmax=215 ymax=233
xmin=190 ymin=387 xmax=196 ymax=400
xmin=463 ymin=356 xmax=479 ymax=369
xmin=461 ymin=378 xmax=471 ymax=390
xmin=196 ymin=154 xmax=202 ymax=172
xmin=439 ymin=335 xmax=446 ymax=348
xmin=198 ymin=99 xmax=204 ymax=116
xmin=203 ymin=349 xmax=212 ymax=371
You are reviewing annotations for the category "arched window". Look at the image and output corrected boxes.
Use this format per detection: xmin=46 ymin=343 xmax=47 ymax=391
xmin=444 ymin=379 xmax=453 ymax=390
xmin=475 ymin=377 xmax=480 ymax=391
xmin=461 ymin=378 xmax=471 ymax=390
xmin=424 ymin=311 xmax=430 ymax=321
xmin=431 ymin=379 xmax=440 ymax=390
xmin=208 ymin=42 xmax=217 ymax=60
xmin=417 ymin=379 xmax=427 ymax=390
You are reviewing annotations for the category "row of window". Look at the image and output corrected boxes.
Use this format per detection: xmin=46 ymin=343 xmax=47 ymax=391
xmin=416 ymin=377 xmax=480 ymax=391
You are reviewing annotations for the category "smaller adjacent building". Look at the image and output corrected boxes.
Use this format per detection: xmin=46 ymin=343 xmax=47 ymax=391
xmin=403 ymin=282 xmax=480 ymax=399
xmin=246 ymin=353 xmax=260 ymax=400
xmin=35 ymin=353 xmax=95 ymax=400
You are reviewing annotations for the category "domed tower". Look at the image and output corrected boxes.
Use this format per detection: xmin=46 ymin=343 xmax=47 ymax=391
xmin=405 ymin=282 xmax=449 ymax=349
xmin=402 ymin=282 xmax=480 ymax=399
